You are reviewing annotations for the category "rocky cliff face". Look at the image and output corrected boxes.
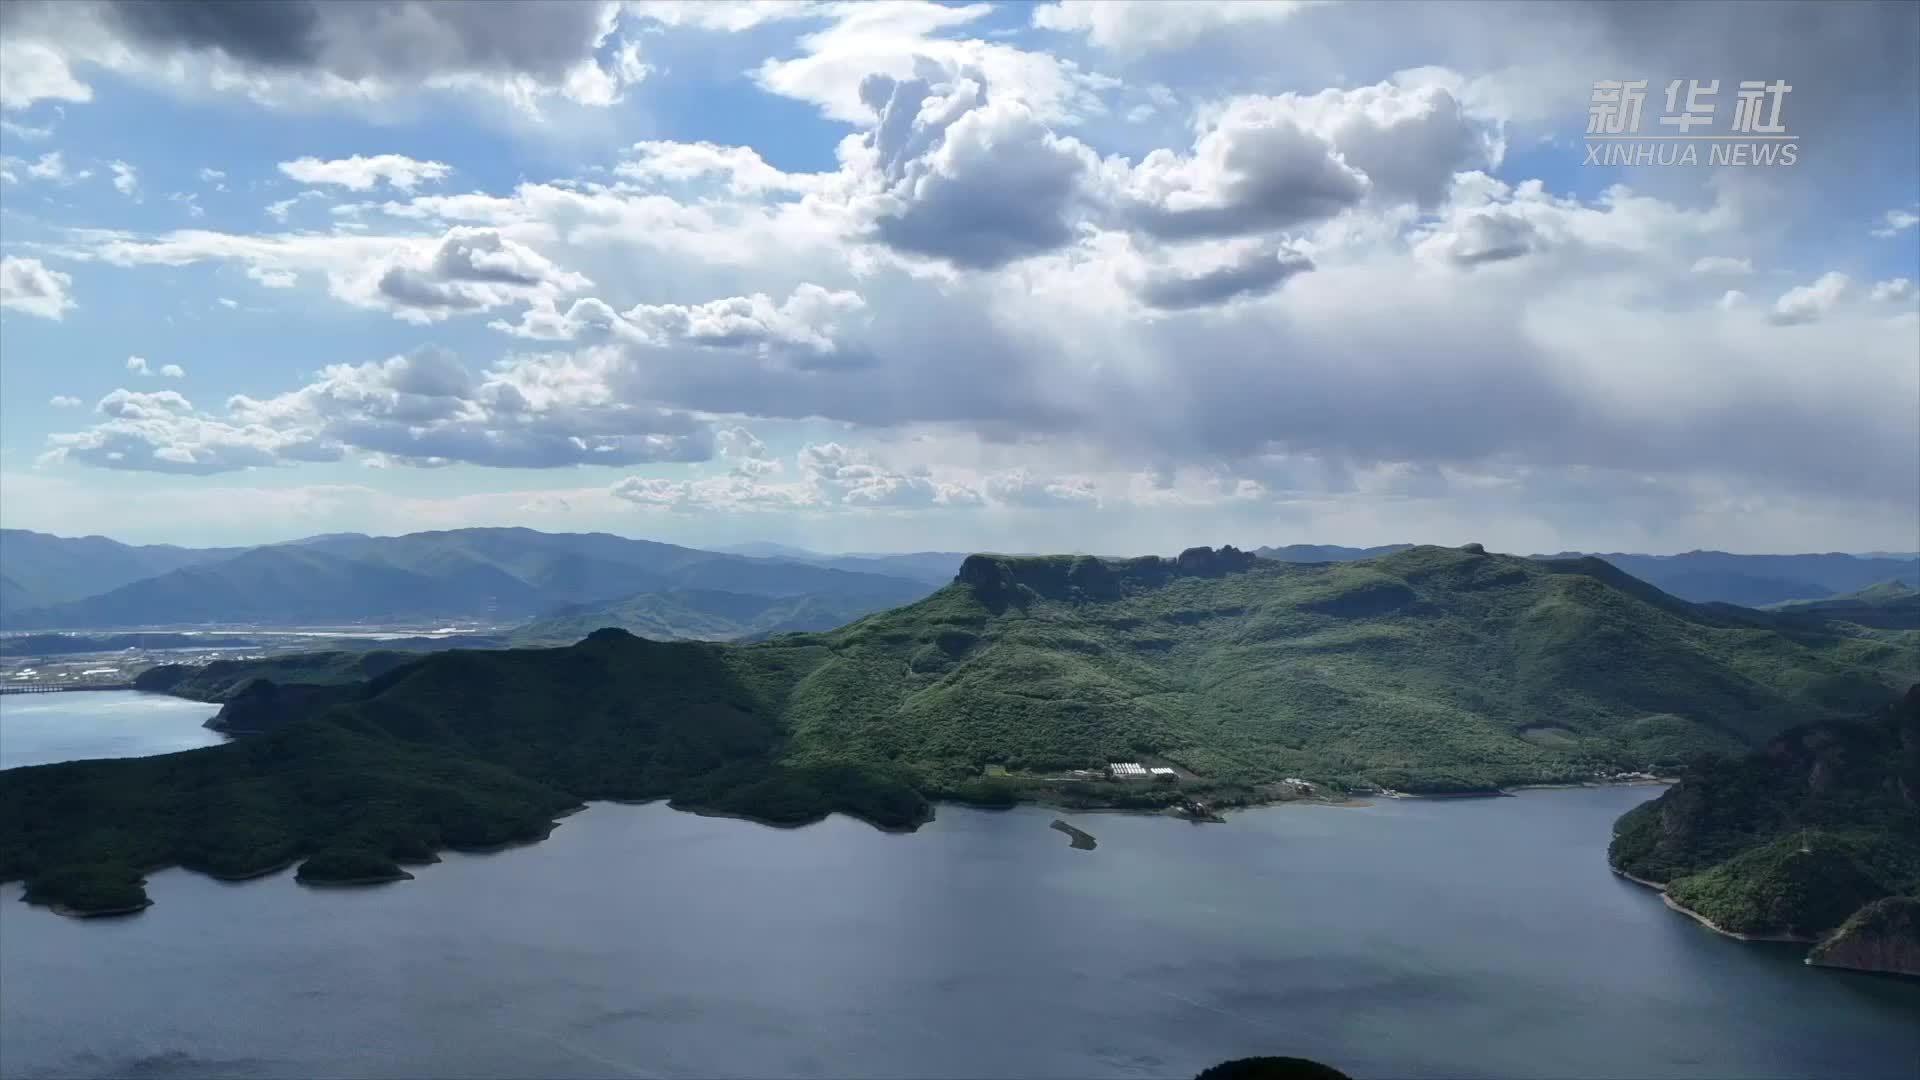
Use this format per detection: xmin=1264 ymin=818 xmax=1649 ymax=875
xmin=1806 ymin=895 xmax=1920 ymax=977
xmin=956 ymin=547 xmax=1258 ymax=609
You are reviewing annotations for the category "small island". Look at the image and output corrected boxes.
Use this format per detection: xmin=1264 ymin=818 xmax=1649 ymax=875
xmin=1050 ymin=819 xmax=1096 ymax=850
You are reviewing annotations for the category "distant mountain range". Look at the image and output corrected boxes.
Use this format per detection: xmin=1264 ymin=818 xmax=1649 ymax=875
xmin=1254 ymin=543 xmax=1918 ymax=609
xmin=2 ymin=528 xmax=1915 ymax=636
xmin=0 ymin=528 xmax=943 ymax=635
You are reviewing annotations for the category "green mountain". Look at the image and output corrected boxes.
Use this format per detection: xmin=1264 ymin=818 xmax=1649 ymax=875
xmin=3 ymin=527 xmax=936 ymax=631
xmin=5 ymin=544 xmax=1915 ymax=915
xmin=1609 ymin=686 xmax=1920 ymax=972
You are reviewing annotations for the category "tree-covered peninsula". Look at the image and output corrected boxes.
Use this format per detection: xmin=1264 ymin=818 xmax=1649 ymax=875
xmin=6 ymin=544 xmax=1915 ymax=915
xmin=1609 ymin=686 xmax=1920 ymax=974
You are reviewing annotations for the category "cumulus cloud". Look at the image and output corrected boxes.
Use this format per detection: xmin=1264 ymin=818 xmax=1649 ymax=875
xmin=279 ymin=154 xmax=451 ymax=192
xmin=47 ymin=347 xmax=713 ymax=474
xmin=1769 ymin=271 xmax=1850 ymax=326
xmin=1116 ymin=79 xmax=1489 ymax=241
xmin=48 ymin=394 xmax=82 ymax=408
xmin=494 ymin=284 xmax=867 ymax=358
xmin=0 ymin=0 xmax=648 ymax=115
xmin=752 ymin=0 xmax=1115 ymax=127
xmin=842 ymin=70 xmax=1100 ymax=269
xmin=0 ymin=255 xmax=76 ymax=319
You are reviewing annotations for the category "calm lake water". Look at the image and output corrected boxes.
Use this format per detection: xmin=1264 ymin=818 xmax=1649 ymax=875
xmin=2 ymin=698 xmax=1917 ymax=1079
xmin=0 ymin=690 xmax=224 ymax=770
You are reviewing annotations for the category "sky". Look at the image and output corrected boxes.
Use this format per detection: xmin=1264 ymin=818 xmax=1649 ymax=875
xmin=0 ymin=0 xmax=1915 ymax=556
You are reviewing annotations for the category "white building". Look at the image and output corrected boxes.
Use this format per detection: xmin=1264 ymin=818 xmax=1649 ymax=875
xmin=1108 ymin=762 xmax=1149 ymax=779
xmin=1149 ymin=767 xmax=1178 ymax=781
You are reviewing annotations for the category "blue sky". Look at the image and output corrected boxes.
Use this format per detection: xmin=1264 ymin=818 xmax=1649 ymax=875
xmin=1 ymin=0 xmax=1915 ymax=555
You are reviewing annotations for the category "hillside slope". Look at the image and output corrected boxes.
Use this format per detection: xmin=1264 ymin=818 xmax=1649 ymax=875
xmin=1609 ymin=687 xmax=1920 ymax=971
xmin=6 ymin=545 xmax=1916 ymax=914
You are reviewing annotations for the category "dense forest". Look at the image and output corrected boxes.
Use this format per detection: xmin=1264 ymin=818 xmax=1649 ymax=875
xmin=1609 ymin=686 xmax=1920 ymax=971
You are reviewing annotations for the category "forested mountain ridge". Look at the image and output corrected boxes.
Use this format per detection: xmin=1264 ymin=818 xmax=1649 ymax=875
xmin=6 ymin=543 xmax=1915 ymax=916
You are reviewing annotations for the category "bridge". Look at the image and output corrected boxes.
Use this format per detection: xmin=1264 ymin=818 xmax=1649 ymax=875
xmin=0 ymin=682 xmax=137 ymax=695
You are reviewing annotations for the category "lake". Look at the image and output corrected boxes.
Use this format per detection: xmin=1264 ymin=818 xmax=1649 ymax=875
xmin=2 ymin=698 xmax=1917 ymax=1079
xmin=0 ymin=690 xmax=224 ymax=771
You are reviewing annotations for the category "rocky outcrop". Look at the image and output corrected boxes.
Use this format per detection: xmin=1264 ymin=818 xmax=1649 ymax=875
xmin=1807 ymin=896 xmax=1920 ymax=977
xmin=956 ymin=547 xmax=1259 ymax=610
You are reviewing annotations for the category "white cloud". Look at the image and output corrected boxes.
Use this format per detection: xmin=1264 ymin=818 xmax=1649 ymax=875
xmin=22 ymin=150 xmax=87 ymax=184
xmin=124 ymin=356 xmax=186 ymax=380
xmin=199 ymin=167 xmax=227 ymax=191
xmin=1871 ymin=208 xmax=1919 ymax=239
xmin=280 ymin=154 xmax=452 ymax=193
xmin=1769 ymin=271 xmax=1850 ymax=326
xmin=614 ymin=141 xmax=826 ymax=196
xmin=0 ymin=256 xmax=76 ymax=319
xmin=48 ymin=394 xmax=82 ymax=408
xmin=0 ymin=116 xmax=55 ymax=140
xmin=1032 ymin=0 xmax=1321 ymax=55
xmin=493 ymin=283 xmax=865 ymax=355
xmin=1869 ymin=277 xmax=1916 ymax=304
xmin=65 ymin=223 xmax=589 ymax=322
xmin=753 ymin=1 xmax=1116 ymax=126
xmin=47 ymin=347 xmax=713 ymax=474
xmin=265 ymin=190 xmax=328 ymax=222
xmin=0 ymin=39 xmax=92 ymax=111
xmin=216 ymin=297 xmax=239 ymax=309
xmin=109 ymin=159 xmax=138 ymax=196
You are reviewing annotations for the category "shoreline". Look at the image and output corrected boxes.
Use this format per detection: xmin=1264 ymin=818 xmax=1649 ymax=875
xmin=1610 ymin=866 xmax=1815 ymax=944
xmin=669 ymin=800 xmax=934 ymax=835
xmin=297 ymin=870 xmax=416 ymax=888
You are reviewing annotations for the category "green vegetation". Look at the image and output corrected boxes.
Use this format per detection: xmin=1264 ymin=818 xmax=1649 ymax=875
xmin=296 ymin=848 xmax=412 ymax=885
xmin=1609 ymin=686 xmax=1920 ymax=965
xmin=6 ymin=545 xmax=1916 ymax=915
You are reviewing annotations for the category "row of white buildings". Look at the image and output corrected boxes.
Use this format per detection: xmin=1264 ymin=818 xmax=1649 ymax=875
xmin=1109 ymin=762 xmax=1178 ymax=781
